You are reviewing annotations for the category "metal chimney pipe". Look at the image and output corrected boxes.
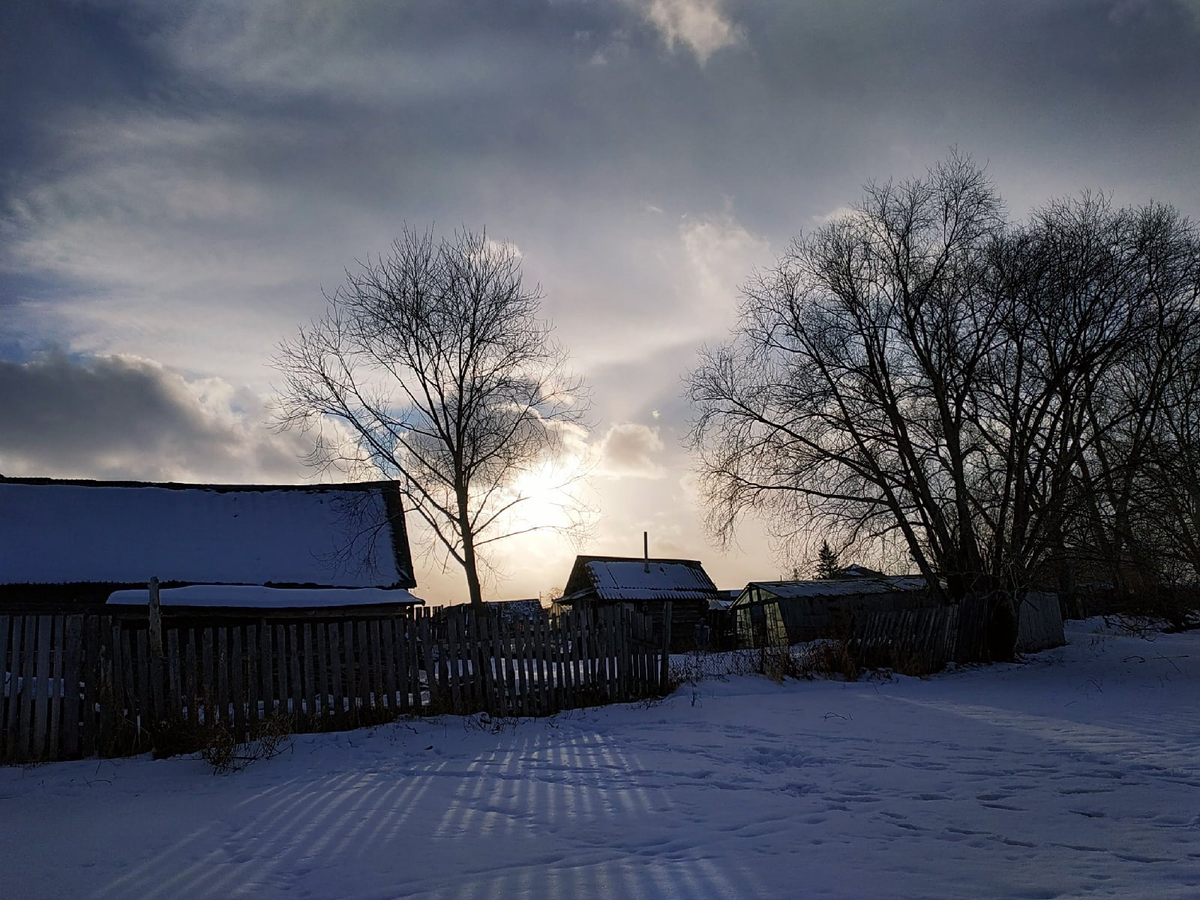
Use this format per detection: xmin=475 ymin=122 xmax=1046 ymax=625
xmin=644 ymin=531 xmax=649 ymax=573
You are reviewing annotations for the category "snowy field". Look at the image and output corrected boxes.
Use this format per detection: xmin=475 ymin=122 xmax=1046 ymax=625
xmin=2 ymin=620 xmax=1198 ymax=900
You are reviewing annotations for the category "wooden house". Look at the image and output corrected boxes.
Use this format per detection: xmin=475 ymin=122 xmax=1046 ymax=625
xmin=0 ymin=476 xmax=420 ymax=615
xmin=558 ymin=555 xmax=720 ymax=651
xmin=731 ymin=576 xmax=936 ymax=648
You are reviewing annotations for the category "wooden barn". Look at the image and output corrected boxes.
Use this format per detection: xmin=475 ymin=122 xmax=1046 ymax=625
xmin=731 ymin=576 xmax=936 ymax=648
xmin=0 ymin=476 xmax=421 ymax=614
xmin=558 ymin=555 xmax=721 ymax=652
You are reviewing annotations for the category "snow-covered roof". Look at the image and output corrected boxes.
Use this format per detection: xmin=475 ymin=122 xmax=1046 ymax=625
xmin=107 ymin=585 xmax=422 ymax=609
xmin=0 ymin=478 xmax=415 ymax=590
xmin=733 ymin=576 xmax=929 ymax=605
xmin=562 ymin=556 xmax=719 ymax=603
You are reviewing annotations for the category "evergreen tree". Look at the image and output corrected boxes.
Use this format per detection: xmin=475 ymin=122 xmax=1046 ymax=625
xmin=816 ymin=540 xmax=841 ymax=580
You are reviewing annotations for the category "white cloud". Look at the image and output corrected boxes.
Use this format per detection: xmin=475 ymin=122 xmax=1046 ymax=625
xmin=632 ymin=0 xmax=746 ymax=65
xmin=810 ymin=205 xmax=859 ymax=226
xmin=596 ymin=422 xmax=666 ymax=479
xmin=679 ymin=211 xmax=770 ymax=315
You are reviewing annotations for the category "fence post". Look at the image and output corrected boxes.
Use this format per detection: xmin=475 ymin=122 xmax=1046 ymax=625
xmin=148 ymin=577 xmax=165 ymax=726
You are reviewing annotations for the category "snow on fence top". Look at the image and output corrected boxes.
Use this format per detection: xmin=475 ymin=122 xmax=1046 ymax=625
xmin=106 ymin=584 xmax=422 ymax=609
xmin=0 ymin=478 xmax=414 ymax=589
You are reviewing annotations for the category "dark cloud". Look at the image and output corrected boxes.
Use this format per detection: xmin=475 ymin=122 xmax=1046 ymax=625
xmin=0 ymin=352 xmax=311 ymax=483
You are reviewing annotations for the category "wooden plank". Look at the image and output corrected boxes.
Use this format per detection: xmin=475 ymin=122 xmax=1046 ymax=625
xmin=200 ymin=626 xmax=215 ymax=728
xmin=454 ymin=608 xmax=470 ymax=711
xmin=274 ymin=624 xmax=289 ymax=721
xmin=29 ymin=616 xmax=53 ymax=760
xmin=552 ymin=615 xmax=567 ymax=711
xmin=329 ymin=621 xmax=345 ymax=726
xmin=418 ymin=611 xmax=437 ymax=711
xmin=381 ymin=617 xmax=398 ymax=712
xmin=258 ymin=622 xmax=274 ymax=718
xmin=342 ymin=621 xmax=358 ymax=718
xmin=314 ymin=622 xmax=330 ymax=723
xmin=8 ymin=619 xmax=29 ymax=758
xmin=524 ymin=616 xmax=539 ymax=716
xmin=96 ymin=621 xmax=116 ymax=757
xmin=479 ymin=611 xmax=497 ymax=715
xmin=366 ymin=619 xmax=383 ymax=714
xmin=458 ymin=607 xmax=474 ymax=711
xmin=532 ymin=614 xmax=549 ymax=715
xmin=445 ymin=608 xmax=462 ymax=714
xmin=557 ymin=612 xmax=572 ymax=710
xmin=47 ymin=616 xmax=64 ymax=761
xmin=79 ymin=617 xmax=99 ymax=757
xmin=492 ymin=612 xmax=511 ymax=717
xmin=608 ymin=607 xmax=621 ymax=700
xmin=0 ymin=615 xmax=10 ymax=760
xmin=61 ymin=616 xmax=82 ymax=759
xmin=352 ymin=620 xmax=368 ymax=712
xmin=659 ymin=602 xmax=673 ymax=693
xmin=409 ymin=609 xmax=423 ymax=712
xmin=571 ymin=611 xmax=584 ymax=707
xmin=230 ymin=626 xmax=246 ymax=741
xmin=19 ymin=616 xmax=39 ymax=759
xmin=515 ymin=617 xmax=530 ymax=717
xmin=603 ymin=606 xmax=616 ymax=701
xmin=135 ymin=627 xmax=151 ymax=736
xmin=120 ymin=626 xmax=139 ymax=753
xmin=302 ymin=623 xmax=316 ymax=728
xmin=242 ymin=624 xmax=259 ymax=727
xmin=620 ymin=606 xmax=632 ymax=699
xmin=288 ymin=624 xmax=303 ymax=726
xmin=165 ymin=627 xmax=182 ymax=723
xmin=3 ymin=616 xmax=24 ymax=762
xmin=216 ymin=626 xmax=231 ymax=728
xmin=398 ymin=619 xmax=412 ymax=715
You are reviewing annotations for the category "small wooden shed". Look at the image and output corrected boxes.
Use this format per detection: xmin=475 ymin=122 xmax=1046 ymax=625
xmin=731 ymin=576 xmax=936 ymax=648
xmin=558 ymin=555 xmax=721 ymax=652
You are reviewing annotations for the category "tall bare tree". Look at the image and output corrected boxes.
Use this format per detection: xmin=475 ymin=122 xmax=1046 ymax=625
xmin=275 ymin=227 xmax=587 ymax=605
xmin=687 ymin=153 xmax=1200 ymax=658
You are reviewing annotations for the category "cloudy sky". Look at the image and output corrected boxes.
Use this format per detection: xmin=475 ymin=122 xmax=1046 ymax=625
xmin=4 ymin=0 xmax=1200 ymax=603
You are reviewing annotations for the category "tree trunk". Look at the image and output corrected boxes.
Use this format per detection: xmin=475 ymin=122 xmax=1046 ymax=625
xmin=456 ymin=486 xmax=485 ymax=606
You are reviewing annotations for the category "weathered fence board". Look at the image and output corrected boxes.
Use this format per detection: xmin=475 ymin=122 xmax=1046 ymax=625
xmin=2 ymin=602 xmax=670 ymax=764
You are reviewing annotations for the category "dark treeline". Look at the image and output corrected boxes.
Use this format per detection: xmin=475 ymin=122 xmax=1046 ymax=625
xmin=688 ymin=152 xmax=1200 ymax=659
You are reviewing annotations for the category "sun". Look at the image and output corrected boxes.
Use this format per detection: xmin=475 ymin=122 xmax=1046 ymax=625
xmin=501 ymin=456 xmax=592 ymax=534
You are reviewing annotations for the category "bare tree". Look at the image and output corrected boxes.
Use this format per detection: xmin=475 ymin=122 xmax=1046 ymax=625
xmin=275 ymin=227 xmax=587 ymax=606
xmin=687 ymin=153 xmax=1200 ymax=659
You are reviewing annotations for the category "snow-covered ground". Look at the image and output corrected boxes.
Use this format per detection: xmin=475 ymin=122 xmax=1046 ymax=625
xmin=3 ymin=620 xmax=1198 ymax=899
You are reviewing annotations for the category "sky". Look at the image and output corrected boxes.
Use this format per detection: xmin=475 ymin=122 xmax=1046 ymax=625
xmin=3 ymin=0 xmax=1200 ymax=604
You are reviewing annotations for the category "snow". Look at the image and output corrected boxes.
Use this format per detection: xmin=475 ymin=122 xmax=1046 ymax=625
xmin=106 ymin=585 xmax=423 ymax=609
xmin=743 ymin=576 xmax=930 ymax=600
xmin=3 ymin=620 xmax=1199 ymax=899
xmin=585 ymin=559 xmax=718 ymax=601
xmin=1 ymin=481 xmax=404 ymax=588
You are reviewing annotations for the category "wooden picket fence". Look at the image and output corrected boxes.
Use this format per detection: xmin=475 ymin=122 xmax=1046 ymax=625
xmin=852 ymin=606 xmax=960 ymax=674
xmin=852 ymin=591 xmax=1065 ymax=673
xmin=0 ymin=603 xmax=671 ymax=765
